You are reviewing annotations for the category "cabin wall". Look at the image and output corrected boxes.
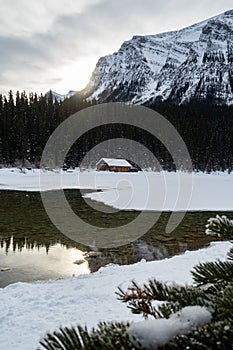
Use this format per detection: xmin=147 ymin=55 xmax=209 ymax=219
xmin=97 ymin=164 xmax=131 ymax=172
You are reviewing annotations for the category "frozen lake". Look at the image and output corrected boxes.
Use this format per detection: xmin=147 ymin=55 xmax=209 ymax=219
xmin=0 ymin=189 xmax=229 ymax=287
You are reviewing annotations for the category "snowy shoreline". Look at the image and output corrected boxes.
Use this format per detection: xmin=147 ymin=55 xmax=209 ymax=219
xmin=0 ymin=167 xmax=233 ymax=211
xmin=0 ymin=240 xmax=231 ymax=350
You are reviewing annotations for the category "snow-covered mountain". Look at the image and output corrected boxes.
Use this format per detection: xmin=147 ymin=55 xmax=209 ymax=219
xmin=46 ymin=90 xmax=77 ymax=102
xmin=84 ymin=10 xmax=233 ymax=105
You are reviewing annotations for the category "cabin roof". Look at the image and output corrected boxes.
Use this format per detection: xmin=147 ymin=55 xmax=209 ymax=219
xmin=96 ymin=158 xmax=132 ymax=168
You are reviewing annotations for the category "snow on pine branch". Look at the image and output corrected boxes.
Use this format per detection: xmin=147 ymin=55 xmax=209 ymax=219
xmin=128 ymin=306 xmax=212 ymax=350
xmin=205 ymin=215 xmax=233 ymax=237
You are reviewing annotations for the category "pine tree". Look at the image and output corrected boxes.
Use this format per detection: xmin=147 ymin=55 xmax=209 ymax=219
xmin=39 ymin=215 xmax=233 ymax=350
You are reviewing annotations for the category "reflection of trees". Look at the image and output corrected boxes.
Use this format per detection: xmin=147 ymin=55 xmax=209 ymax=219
xmin=0 ymin=190 xmax=89 ymax=254
xmin=0 ymin=191 xmax=228 ymax=270
xmin=0 ymin=234 xmax=83 ymax=254
xmin=1 ymin=193 xmax=71 ymax=254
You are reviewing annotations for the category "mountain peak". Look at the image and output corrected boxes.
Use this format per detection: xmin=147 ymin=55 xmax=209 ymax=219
xmin=84 ymin=10 xmax=233 ymax=105
xmin=46 ymin=90 xmax=77 ymax=102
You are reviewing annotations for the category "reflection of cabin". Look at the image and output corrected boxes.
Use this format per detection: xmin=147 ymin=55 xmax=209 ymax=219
xmin=96 ymin=158 xmax=138 ymax=172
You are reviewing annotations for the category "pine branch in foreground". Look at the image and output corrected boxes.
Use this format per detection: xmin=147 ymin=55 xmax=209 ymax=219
xmin=39 ymin=322 xmax=134 ymax=350
xmin=226 ymin=246 xmax=233 ymax=261
xmin=165 ymin=319 xmax=233 ymax=350
xmin=214 ymin=284 xmax=233 ymax=320
xmin=205 ymin=215 xmax=233 ymax=238
xmin=192 ymin=260 xmax=233 ymax=286
xmin=117 ymin=279 xmax=210 ymax=319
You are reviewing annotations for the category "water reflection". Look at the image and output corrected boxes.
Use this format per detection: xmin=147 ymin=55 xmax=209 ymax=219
xmin=0 ymin=190 xmax=231 ymax=287
xmin=0 ymin=238 xmax=90 ymax=288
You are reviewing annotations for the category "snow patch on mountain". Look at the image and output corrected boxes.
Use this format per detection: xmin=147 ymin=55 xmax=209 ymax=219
xmin=46 ymin=90 xmax=77 ymax=102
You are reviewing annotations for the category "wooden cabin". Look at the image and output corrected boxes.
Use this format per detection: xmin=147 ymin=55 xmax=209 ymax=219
xmin=96 ymin=158 xmax=138 ymax=172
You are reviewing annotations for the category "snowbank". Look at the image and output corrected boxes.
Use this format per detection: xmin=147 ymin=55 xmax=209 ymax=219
xmin=0 ymin=240 xmax=231 ymax=350
xmin=0 ymin=168 xmax=233 ymax=211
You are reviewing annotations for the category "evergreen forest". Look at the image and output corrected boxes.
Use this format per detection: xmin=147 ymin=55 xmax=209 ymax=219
xmin=0 ymin=90 xmax=232 ymax=172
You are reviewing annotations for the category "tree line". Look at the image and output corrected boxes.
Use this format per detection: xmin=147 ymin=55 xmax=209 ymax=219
xmin=152 ymin=103 xmax=233 ymax=172
xmin=0 ymin=90 xmax=232 ymax=172
xmin=0 ymin=90 xmax=91 ymax=166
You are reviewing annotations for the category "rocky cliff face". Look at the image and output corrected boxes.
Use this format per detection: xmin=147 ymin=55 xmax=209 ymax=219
xmin=84 ymin=10 xmax=233 ymax=105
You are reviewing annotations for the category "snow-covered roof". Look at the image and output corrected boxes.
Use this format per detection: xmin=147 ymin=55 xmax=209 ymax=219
xmin=96 ymin=158 xmax=132 ymax=167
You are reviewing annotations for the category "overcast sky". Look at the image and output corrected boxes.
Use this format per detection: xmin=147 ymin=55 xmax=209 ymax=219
xmin=0 ymin=0 xmax=232 ymax=95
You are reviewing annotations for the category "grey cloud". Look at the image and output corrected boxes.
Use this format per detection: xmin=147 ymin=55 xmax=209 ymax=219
xmin=30 ymin=0 xmax=233 ymax=63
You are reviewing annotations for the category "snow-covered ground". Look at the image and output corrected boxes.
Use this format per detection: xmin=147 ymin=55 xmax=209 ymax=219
xmin=0 ymin=240 xmax=231 ymax=350
xmin=0 ymin=167 xmax=233 ymax=211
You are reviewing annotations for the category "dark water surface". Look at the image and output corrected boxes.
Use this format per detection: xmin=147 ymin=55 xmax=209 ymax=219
xmin=0 ymin=190 xmax=230 ymax=288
